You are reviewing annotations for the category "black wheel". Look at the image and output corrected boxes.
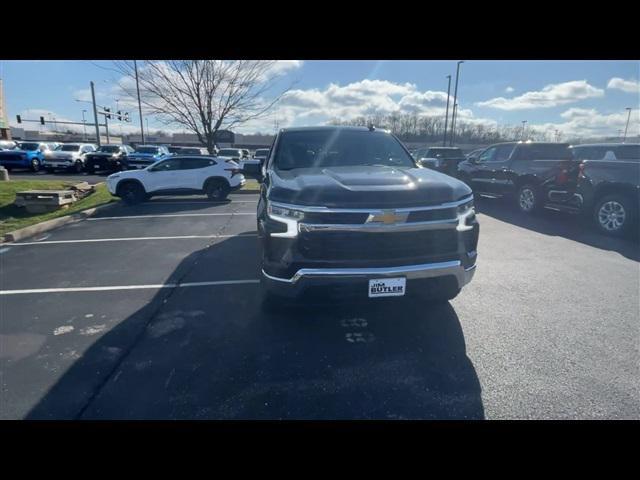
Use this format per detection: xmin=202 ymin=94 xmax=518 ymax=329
xmin=30 ymin=158 xmax=40 ymax=172
xmin=516 ymin=184 xmax=541 ymax=214
xmin=593 ymin=194 xmax=637 ymax=237
xmin=118 ymin=182 xmax=146 ymax=205
xmin=87 ymin=164 xmax=97 ymax=175
xmin=74 ymin=161 xmax=83 ymax=173
xmin=205 ymin=180 xmax=230 ymax=201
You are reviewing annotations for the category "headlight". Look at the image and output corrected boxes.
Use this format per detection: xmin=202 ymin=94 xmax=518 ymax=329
xmin=457 ymin=198 xmax=474 ymax=215
xmin=267 ymin=202 xmax=305 ymax=220
xmin=266 ymin=202 xmax=304 ymax=238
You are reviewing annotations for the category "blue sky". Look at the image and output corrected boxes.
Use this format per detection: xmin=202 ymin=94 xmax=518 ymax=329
xmin=2 ymin=60 xmax=638 ymax=139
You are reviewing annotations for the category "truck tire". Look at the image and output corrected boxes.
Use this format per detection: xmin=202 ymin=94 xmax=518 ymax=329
xmin=593 ymin=194 xmax=638 ymax=237
xmin=118 ymin=182 xmax=146 ymax=205
xmin=516 ymin=183 xmax=541 ymax=214
xmin=205 ymin=179 xmax=230 ymax=201
xmin=87 ymin=164 xmax=97 ymax=175
xmin=74 ymin=160 xmax=83 ymax=173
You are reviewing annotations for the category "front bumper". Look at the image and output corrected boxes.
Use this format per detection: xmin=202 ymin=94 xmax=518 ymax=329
xmin=262 ymin=259 xmax=476 ymax=298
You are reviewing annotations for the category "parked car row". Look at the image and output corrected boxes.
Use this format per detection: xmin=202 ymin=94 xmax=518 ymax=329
xmin=414 ymin=141 xmax=640 ymax=237
xmin=0 ymin=141 xmax=269 ymax=175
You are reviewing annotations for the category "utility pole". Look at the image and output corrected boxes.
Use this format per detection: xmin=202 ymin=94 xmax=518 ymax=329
xmin=522 ymin=120 xmax=527 ymax=140
xmin=555 ymin=129 xmax=559 ymax=142
xmin=105 ymin=115 xmax=110 ymax=143
xmin=450 ymin=60 xmax=464 ymax=146
xmin=134 ymin=60 xmax=145 ymax=144
xmin=443 ymin=75 xmax=452 ymax=147
xmin=623 ymin=107 xmax=632 ymax=142
xmin=90 ymin=81 xmax=100 ymax=146
xmin=82 ymin=110 xmax=87 ymax=141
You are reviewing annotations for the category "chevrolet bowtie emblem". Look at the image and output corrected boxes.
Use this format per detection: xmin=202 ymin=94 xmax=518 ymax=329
xmin=366 ymin=210 xmax=408 ymax=224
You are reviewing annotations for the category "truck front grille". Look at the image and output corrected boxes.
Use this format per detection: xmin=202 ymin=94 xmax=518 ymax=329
xmin=298 ymin=229 xmax=458 ymax=261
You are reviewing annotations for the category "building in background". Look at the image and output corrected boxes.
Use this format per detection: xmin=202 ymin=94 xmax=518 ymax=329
xmin=0 ymin=78 xmax=10 ymax=140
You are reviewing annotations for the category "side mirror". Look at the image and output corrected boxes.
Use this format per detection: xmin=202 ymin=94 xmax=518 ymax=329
xmin=419 ymin=157 xmax=440 ymax=168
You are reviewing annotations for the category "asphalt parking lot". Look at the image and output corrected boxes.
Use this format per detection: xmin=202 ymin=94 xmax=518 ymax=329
xmin=0 ymin=193 xmax=638 ymax=419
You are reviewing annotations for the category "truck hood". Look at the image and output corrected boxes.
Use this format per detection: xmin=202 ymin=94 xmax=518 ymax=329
xmin=48 ymin=151 xmax=79 ymax=160
xmin=87 ymin=152 xmax=118 ymax=158
xmin=128 ymin=153 xmax=158 ymax=159
xmin=268 ymin=165 xmax=472 ymax=208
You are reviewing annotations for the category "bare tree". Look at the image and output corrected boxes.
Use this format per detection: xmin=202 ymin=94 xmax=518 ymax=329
xmin=112 ymin=60 xmax=291 ymax=153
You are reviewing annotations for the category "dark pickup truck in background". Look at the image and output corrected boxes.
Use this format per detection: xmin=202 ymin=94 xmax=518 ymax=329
xmin=565 ymin=143 xmax=640 ymax=237
xmin=413 ymin=146 xmax=466 ymax=178
xmin=258 ymin=126 xmax=479 ymax=309
xmin=457 ymin=141 xmax=575 ymax=214
xmin=85 ymin=144 xmax=135 ymax=173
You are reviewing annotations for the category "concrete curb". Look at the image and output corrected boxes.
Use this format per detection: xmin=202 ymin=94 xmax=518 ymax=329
xmin=1 ymin=202 xmax=119 ymax=244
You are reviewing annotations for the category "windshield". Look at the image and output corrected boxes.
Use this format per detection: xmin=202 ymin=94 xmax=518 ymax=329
xmin=97 ymin=146 xmax=121 ymax=153
xmin=255 ymin=149 xmax=269 ymax=156
xmin=274 ymin=130 xmax=415 ymax=170
xmin=427 ymin=148 xmax=464 ymax=158
xmin=218 ymin=149 xmax=240 ymax=156
xmin=59 ymin=144 xmax=80 ymax=152
xmin=18 ymin=142 xmax=40 ymax=151
xmin=135 ymin=147 xmax=160 ymax=154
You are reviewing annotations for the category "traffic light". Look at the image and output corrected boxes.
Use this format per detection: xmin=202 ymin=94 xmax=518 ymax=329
xmin=117 ymin=110 xmax=122 ymax=121
xmin=124 ymin=112 xmax=130 ymax=122
xmin=40 ymin=116 xmax=45 ymax=125
xmin=16 ymin=115 xmax=21 ymax=124
xmin=105 ymin=108 xmax=111 ymax=119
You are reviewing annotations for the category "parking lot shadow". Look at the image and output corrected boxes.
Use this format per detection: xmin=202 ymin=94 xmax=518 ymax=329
xmin=25 ymin=234 xmax=484 ymax=420
xmin=477 ymin=196 xmax=640 ymax=262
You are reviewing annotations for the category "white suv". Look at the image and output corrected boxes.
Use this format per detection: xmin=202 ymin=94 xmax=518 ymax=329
xmin=107 ymin=155 xmax=245 ymax=204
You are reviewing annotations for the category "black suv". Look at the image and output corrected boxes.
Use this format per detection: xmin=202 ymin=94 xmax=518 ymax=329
xmin=457 ymin=141 xmax=574 ymax=213
xmin=257 ymin=126 xmax=479 ymax=308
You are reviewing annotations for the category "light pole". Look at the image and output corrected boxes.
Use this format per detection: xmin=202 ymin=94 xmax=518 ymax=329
xmin=443 ymin=75 xmax=452 ymax=147
xmin=623 ymin=107 xmax=632 ymax=142
xmin=134 ymin=60 xmax=145 ymax=144
xmin=145 ymin=118 xmax=149 ymax=139
xmin=90 ymin=81 xmax=101 ymax=146
xmin=82 ymin=110 xmax=87 ymax=141
xmin=522 ymin=120 xmax=527 ymax=140
xmin=450 ymin=60 xmax=464 ymax=146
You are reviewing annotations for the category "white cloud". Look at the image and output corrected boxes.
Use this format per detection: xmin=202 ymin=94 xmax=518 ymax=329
xmin=476 ymin=80 xmax=604 ymax=110
xmin=530 ymin=107 xmax=640 ymax=139
xmin=606 ymin=77 xmax=640 ymax=94
xmin=505 ymin=86 xmax=514 ymax=93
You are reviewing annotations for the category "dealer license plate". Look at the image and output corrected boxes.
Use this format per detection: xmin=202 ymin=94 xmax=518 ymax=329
xmin=368 ymin=277 xmax=406 ymax=298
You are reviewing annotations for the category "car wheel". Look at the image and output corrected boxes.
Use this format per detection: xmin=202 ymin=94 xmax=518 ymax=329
xmin=74 ymin=161 xmax=84 ymax=173
xmin=516 ymin=184 xmax=540 ymax=214
xmin=593 ymin=194 xmax=637 ymax=237
xmin=87 ymin=165 xmax=97 ymax=175
xmin=206 ymin=180 xmax=230 ymax=201
xmin=30 ymin=158 xmax=40 ymax=172
xmin=118 ymin=182 xmax=146 ymax=205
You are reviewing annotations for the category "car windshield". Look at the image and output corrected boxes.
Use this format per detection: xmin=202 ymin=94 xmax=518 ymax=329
xmin=427 ymin=148 xmax=464 ymax=158
xmin=274 ymin=130 xmax=415 ymax=170
xmin=97 ymin=146 xmax=121 ymax=153
xmin=59 ymin=144 xmax=80 ymax=152
xmin=255 ymin=149 xmax=269 ymax=156
xmin=18 ymin=142 xmax=40 ymax=151
xmin=136 ymin=147 xmax=160 ymax=154
xmin=218 ymin=149 xmax=240 ymax=156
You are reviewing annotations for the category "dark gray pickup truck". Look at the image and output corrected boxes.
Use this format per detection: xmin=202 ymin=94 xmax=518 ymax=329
xmin=256 ymin=126 xmax=479 ymax=309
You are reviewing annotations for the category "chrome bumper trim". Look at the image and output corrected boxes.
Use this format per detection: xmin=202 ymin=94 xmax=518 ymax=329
xmin=299 ymin=218 xmax=458 ymax=233
xmin=262 ymin=260 xmax=476 ymax=289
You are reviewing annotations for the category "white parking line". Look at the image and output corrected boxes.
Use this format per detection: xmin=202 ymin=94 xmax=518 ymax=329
xmin=0 ymin=279 xmax=260 ymax=295
xmin=9 ymin=233 xmax=258 ymax=246
xmin=88 ymin=213 xmax=256 ymax=221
